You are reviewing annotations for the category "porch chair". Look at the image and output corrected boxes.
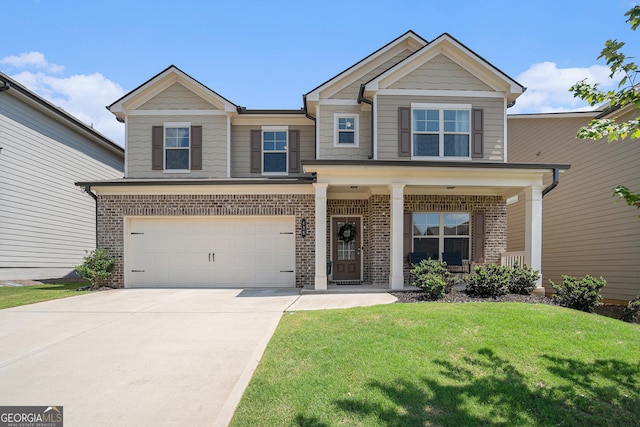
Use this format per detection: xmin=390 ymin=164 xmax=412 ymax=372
xmin=441 ymin=251 xmax=471 ymax=274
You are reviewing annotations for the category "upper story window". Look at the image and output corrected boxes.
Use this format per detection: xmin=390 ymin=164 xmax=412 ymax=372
xmin=165 ymin=122 xmax=190 ymax=171
xmin=334 ymin=114 xmax=359 ymax=147
xmin=263 ymin=126 xmax=287 ymax=174
xmin=412 ymin=103 xmax=470 ymax=159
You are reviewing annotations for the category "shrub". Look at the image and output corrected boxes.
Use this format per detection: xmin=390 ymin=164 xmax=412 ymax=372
xmin=508 ymin=261 xmax=540 ymax=295
xmin=411 ymin=259 xmax=450 ymax=300
xmin=550 ymin=275 xmax=606 ymax=313
xmin=76 ymin=249 xmax=115 ymax=290
xmin=466 ymin=264 xmax=510 ymax=298
xmin=621 ymin=295 xmax=640 ymax=323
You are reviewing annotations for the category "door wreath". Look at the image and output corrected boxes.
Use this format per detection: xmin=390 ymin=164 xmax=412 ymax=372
xmin=338 ymin=223 xmax=357 ymax=243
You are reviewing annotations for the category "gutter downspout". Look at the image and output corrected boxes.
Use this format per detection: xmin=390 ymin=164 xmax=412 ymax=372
xmin=83 ymin=185 xmax=99 ymax=247
xmin=302 ymin=95 xmax=317 ymax=159
xmin=357 ymin=84 xmax=374 ymax=159
xmin=542 ymin=167 xmax=559 ymax=198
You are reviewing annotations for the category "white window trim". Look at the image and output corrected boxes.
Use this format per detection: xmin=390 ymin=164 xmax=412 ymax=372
xmin=261 ymin=125 xmax=288 ymax=176
xmin=410 ymin=103 xmax=472 ymax=161
xmin=163 ymin=121 xmax=191 ymax=173
xmin=412 ymin=212 xmax=471 ymax=261
xmin=333 ymin=114 xmax=359 ymax=147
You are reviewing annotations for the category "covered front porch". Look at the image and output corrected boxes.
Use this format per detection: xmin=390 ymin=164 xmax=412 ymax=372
xmin=303 ymin=160 xmax=569 ymax=291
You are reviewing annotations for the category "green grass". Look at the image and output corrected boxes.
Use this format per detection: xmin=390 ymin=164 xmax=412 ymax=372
xmin=0 ymin=282 xmax=91 ymax=309
xmin=231 ymin=303 xmax=640 ymax=427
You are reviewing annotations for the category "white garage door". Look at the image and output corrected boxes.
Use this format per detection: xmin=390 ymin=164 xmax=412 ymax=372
xmin=126 ymin=216 xmax=295 ymax=288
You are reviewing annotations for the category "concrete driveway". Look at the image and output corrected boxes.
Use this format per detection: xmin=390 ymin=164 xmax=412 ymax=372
xmin=0 ymin=288 xmax=396 ymax=426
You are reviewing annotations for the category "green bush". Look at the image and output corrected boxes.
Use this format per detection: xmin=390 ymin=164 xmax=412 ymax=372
xmin=621 ymin=295 xmax=640 ymax=323
xmin=466 ymin=264 xmax=510 ymax=298
xmin=508 ymin=261 xmax=540 ymax=295
xmin=411 ymin=259 xmax=450 ymax=300
xmin=76 ymin=249 xmax=115 ymax=290
xmin=550 ymin=275 xmax=606 ymax=313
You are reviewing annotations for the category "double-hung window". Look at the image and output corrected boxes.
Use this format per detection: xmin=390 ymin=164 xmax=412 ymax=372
xmin=263 ymin=126 xmax=287 ymax=174
xmin=412 ymin=212 xmax=470 ymax=260
xmin=164 ymin=122 xmax=190 ymax=171
xmin=334 ymin=114 xmax=359 ymax=146
xmin=412 ymin=103 xmax=470 ymax=159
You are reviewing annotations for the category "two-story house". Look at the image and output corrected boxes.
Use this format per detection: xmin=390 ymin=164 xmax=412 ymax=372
xmin=79 ymin=31 xmax=568 ymax=291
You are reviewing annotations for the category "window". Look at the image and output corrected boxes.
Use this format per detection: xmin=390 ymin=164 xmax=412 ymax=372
xmin=263 ymin=127 xmax=287 ymax=174
xmin=412 ymin=103 xmax=470 ymax=158
xmin=412 ymin=212 xmax=470 ymax=260
xmin=334 ymin=114 xmax=359 ymax=146
xmin=164 ymin=123 xmax=190 ymax=170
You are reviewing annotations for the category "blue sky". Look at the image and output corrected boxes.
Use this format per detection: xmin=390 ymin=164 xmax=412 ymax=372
xmin=1 ymin=0 xmax=637 ymax=146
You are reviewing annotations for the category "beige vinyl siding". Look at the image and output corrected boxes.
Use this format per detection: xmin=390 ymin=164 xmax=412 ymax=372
xmin=127 ymin=114 xmax=227 ymax=178
xmin=377 ymin=95 xmax=505 ymax=161
xmin=0 ymin=90 xmax=123 ymax=277
xmin=230 ymin=125 xmax=315 ymax=177
xmin=139 ymin=82 xmax=217 ymax=110
xmin=389 ymin=54 xmax=493 ymax=91
xmin=318 ymin=105 xmax=371 ymax=160
xmin=507 ymin=114 xmax=640 ymax=301
xmin=331 ymin=49 xmax=414 ymax=99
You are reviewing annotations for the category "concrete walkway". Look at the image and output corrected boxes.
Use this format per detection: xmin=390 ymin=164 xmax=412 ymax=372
xmin=0 ymin=288 xmax=396 ymax=426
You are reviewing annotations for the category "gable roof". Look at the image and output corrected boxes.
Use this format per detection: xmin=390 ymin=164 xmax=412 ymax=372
xmin=0 ymin=72 xmax=123 ymax=156
xmin=108 ymin=65 xmax=237 ymax=121
xmin=303 ymin=30 xmax=428 ymax=103
xmin=363 ymin=33 xmax=525 ymax=103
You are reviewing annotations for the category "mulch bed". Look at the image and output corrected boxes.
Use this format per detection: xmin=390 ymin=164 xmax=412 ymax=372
xmin=391 ymin=290 xmax=639 ymax=324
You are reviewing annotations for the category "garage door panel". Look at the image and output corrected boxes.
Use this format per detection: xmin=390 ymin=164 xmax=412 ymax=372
xmin=127 ymin=217 xmax=295 ymax=288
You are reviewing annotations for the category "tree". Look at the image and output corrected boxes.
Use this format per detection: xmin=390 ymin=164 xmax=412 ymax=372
xmin=570 ymin=6 xmax=640 ymax=214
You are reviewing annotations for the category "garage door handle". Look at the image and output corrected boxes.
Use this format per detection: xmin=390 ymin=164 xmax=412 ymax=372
xmin=209 ymin=252 xmax=215 ymax=262
xmin=280 ymin=270 xmax=294 ymax=273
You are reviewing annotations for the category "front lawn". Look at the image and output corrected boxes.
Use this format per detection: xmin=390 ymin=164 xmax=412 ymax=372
xmin=231 ymin=303 xmax=639 ymax=427
xmin=0 ymin=282 xmax=91 ymax=309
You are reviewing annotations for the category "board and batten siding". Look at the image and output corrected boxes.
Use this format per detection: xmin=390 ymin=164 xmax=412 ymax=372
xmin=376 ymin=95 xmax=505 ymax=161
xmin=127 ymin=114 xmax=227 ymax=178
xmin=230 ymin=125 xmax=315 ymax=177
xmin=318 ymin=105 xmax=371 ymax=160
xmin=389 ymin=54 xmax=494 ymax=91
xmin=0 ymin=90 xmax=123 ymax=279
xmin=331 ymin=49 xmax=415 ymax=99
xmin=138 ymin=82 xmax=215 ymax=110
xmin=506 ymin=114 xmax=640 ymax=302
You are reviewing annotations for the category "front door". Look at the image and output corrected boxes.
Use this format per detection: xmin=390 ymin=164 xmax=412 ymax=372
xmin=332 ymin=217 xmax=362 ymax=281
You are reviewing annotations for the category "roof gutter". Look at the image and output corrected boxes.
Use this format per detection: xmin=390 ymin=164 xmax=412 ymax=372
xmin=542 ymin=167 xmax=559 ymax=198
xmin=0 ymin=79 xmax=10 ymax=92
xmin=357 ymin=84 xmax=374 ymax=159
xmin=83 ymin=185 xmax=99 ymax=247
xmin=302 ymin=94 xmax=318 ymax=159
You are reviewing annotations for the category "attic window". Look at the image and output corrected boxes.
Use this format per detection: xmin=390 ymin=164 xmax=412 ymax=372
xmin=334 ymin=114 xmax=359 ymax=147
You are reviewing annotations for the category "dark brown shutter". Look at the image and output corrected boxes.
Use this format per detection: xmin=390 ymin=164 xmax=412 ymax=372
xmin=191 ymin=125 xmax=202 ymax=170
xmin=472 ymin=211 xmax=485 ymax=262
xmin=403 ymin=212 xmax=412 ymax=259
xmin=152 ymin=126 xmax=163 ymax=170
xmin=288 ymin=130 xmax=300 ymax=173
xmin=471 ymin=108 xmax=484 ymax=158
xmin=250 ymin=130 xmax=261 ymax=173
xmin=398 ymin=107 xmax=411 ymax=157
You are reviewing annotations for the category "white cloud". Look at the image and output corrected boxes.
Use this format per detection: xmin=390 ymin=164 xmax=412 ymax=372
xmin=1 ymin=51 xmax=64 ymax=73
xmin=509 ymin=62 xmax=621 ymax=114
xmin=3 ymin=52 xmax=125 ymax=146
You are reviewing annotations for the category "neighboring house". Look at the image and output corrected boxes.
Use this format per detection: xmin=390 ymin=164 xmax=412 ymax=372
xmin=507 ymin=106 xmax=640 ymax=303
xmin=0 ymin=72 xmax=124 ymax=280
xmin=80 ymin=31 xmax=567 ymax=291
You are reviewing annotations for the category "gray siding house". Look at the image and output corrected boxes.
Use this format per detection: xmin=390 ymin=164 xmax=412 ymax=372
xmin=0 ymin=72 xmax=124 ymax=280
xmin=507 ymin=106 xmax=640 ymax=303
xmin=81 ymin=31 xmax=566 ymax=291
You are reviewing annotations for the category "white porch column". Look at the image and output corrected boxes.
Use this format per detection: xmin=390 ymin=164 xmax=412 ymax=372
xmin=524 ymin=186 xmax=544 ymax=288
xmin=314 ymin=183 xmax=328 ymax=290
xmin=389 ymin=184 xmax=405 ymax=290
